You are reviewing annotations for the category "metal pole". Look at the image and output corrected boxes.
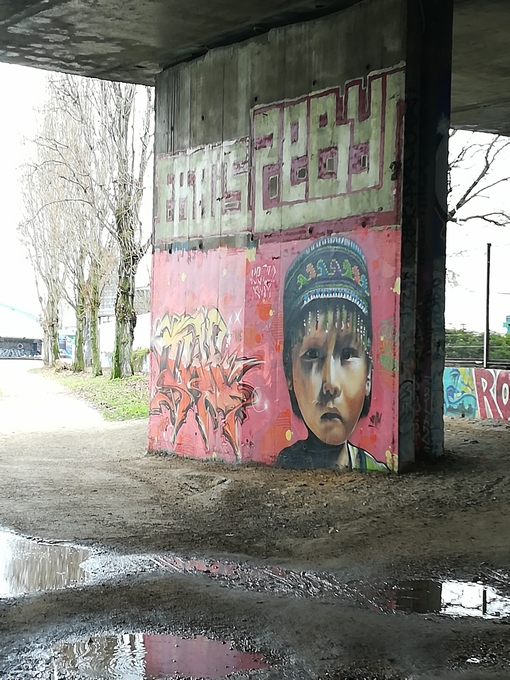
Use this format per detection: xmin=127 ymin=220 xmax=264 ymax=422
xmin=484 ymin=243 xmax=491 ymax=368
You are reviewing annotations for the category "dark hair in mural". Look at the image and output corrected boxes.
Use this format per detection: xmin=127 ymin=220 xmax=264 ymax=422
xmin=278 ymin=235 xmax=386 ymax=472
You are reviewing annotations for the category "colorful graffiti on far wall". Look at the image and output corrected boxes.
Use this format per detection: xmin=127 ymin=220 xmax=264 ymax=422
xmin=444 ymin=367 xmax=510 ymax=421
xmin=149 ymin=66 xmax=405 ymax=471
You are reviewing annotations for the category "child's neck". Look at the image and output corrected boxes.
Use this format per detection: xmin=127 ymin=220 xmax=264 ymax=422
xmin=335 ymin=442 xmax=350 ymax=469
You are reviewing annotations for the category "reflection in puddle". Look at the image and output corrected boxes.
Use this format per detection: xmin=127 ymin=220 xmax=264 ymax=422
xmin=0 ymin=529 xmax=90 ymax=597
xmin=86 ymin=553 xmax=510 ymax=620
xmin=150 ymin=554 xmax=348 ymax=598
xmin=83 ymin=551 xmax=351 ymax=599
xmin=54 ymin=633 xmax=268 ymax=679
xmin=385 ymin=579 xmax=510 ymax=618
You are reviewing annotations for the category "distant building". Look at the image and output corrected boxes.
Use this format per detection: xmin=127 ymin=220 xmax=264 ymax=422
xmin=98 ymin=284 xmax=150 ymax=319
xmin=98 ymin=285 xmax=151 ymax=370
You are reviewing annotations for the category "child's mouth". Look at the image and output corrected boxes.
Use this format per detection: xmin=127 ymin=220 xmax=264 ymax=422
xmin=321 ymin=411 xmax=342 ymax=422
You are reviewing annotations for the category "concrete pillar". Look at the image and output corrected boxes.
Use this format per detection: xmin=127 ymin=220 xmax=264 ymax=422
xmin=399 ymin=0 xmax=454 ymax=468
xmin=149 ymin=0 xmax=453 ymax=472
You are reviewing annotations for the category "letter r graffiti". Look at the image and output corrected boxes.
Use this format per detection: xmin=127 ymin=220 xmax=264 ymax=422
xmin=474 ymin=369 xmax=502 ymax=419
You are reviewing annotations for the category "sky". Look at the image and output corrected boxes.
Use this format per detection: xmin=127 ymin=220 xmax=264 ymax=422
xmin=0 ymin=62 xmax=509 ymax=338
xmin=446 ymin=132 xmax=510 ymax=333
xmin=0 ymin=62 xmax=152 ymax=339
xmin=0 ymin=63 xmax=47 ymax=337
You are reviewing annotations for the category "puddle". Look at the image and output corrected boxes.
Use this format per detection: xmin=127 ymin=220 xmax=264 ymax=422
xmin=53 ymin=633 xmax=268 ymax=679
xmin=383 ymin=579 xmax=510 ymax=618
xmin=0 ymin=529 xmax=90 ymax=597
xmin=4 ymin=526 xmax=508 ymax=624
xmin=85 ymin=551 xmax=510 ymax=619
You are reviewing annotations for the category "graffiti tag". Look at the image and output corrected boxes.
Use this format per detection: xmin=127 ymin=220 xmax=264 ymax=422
xmin=249 ymin=264 xmax=277 ymax=300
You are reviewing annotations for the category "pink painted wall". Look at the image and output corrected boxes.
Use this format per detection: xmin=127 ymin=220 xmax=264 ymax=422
xmin=150 ymin=66 xmax=405 ymax=471
xmin=150 ymin=230 xmax=400 ymax=469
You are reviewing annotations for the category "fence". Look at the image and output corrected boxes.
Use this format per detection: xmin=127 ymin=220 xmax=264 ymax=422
xmin=445 ymin=330 xmax=510 ymax=370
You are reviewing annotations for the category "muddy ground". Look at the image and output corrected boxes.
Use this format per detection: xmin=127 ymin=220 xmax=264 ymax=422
xmin=0 ymin=361 xmax=509 ymax=679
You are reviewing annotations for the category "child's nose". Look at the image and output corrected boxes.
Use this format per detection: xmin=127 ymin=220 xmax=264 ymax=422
xmin=321 ymin=355 xmax=340 ymax=398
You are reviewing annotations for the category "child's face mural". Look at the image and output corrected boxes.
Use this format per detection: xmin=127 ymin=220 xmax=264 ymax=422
xmin=290 ymin=309 xmax=370 ymax=446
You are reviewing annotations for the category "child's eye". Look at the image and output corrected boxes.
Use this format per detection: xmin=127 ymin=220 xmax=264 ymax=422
xmin=340 ymin=347 xmax=359 ymax=362
xmin=302 ymin=347 xmax=321 ymax=361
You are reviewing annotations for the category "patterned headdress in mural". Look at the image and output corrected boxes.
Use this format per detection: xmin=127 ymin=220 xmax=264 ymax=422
xmin=283 ymin=234 xmax=372 ymax=345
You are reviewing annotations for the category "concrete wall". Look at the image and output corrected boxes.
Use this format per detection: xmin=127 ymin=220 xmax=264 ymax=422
xmin=444 ymin=367 xmax=510 ymax=421
xmin=153 ymin=0 xmax=405 ymax=156
xmin=149 ymin=0 xmax=408 ymax=472
xmin=0 ymin=337 xmax=41 ymax=359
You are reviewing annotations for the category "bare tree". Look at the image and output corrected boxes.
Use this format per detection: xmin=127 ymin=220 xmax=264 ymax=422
xmin=18 ymin=163 xmax=66 ymax=367
xmin=447 ymin=131 xmax=510 ymax=289
xmin=102 ymin=82 xmax=153 ymax=378
xmin=448 ymin=130 xmax=510 ymax=227
xmin=41 ymin=75 xmax=118 ymax=375
xmin=39 ymin=75 xmax=153 ymax=378
xmin=23 ymin=74 xmax=153 ymax=377
xmin=57 ymin=197 xmax=116 ymax=375
xmin=20 ymin=75 xmax=118 ymax=375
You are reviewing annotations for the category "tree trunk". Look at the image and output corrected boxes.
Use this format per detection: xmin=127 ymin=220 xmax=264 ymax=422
xmin=42 ymin=328 xmax=50 ymax=366
xmin=112 ymin=256 xmax=136 ymax=379
xmin=47 ymin=319 xmax=60 ymax=366
xmin=112 ymin=209 xmax=138 ymax=379
xmin=90 ymin=279 xmax=102 ymax=377
xmin=73 ymin=288 xmax=85 ymax=372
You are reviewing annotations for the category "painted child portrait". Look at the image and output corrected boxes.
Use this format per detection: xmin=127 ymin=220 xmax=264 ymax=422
xmin=276 ymin=235 xmax=388 ymax=472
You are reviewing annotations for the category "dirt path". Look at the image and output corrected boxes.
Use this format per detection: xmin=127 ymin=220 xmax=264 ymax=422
xmin=0 ymin=360 xmax=508 ymax=574
xmin=0 ymin=360 xmax=509 ymax=679
xmin=0 ymin=359 xmax=104 ymax=434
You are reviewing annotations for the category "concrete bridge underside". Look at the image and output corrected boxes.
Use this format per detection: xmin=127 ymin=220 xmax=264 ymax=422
xmin=0 ymin=0 xmax=509 ymax=135
xmin=1 ymin=0 xmax=507 ymax=470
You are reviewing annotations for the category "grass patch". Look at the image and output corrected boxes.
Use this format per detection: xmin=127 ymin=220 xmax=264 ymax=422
xmin=34 ymin=367 xmax=149 ymax=421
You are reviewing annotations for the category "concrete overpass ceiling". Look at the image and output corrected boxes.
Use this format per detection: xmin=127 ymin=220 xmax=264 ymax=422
xmin=452 ymin=0 xmax=510 ymax=136
xmin=0 ymin=0 xmax=361 ymax=84
xmin=0 ymin=0 xmax=509 ymax=135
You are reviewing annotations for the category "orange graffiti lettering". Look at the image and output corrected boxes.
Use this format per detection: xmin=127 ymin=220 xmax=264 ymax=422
xmin=150 ymin=308 xmax=262 ymax=461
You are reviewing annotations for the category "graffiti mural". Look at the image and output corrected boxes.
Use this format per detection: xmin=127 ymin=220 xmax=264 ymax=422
xmin=252 ymin=68 xmax=404 ymax=234
xmin=150 ymin=66 xmax=405 ymax=470
xmin=154 ymin=68 xmax=404 ymax=246
xmin=275 ymin=236 xmax=387 ymax=471
xmin=149 ymin=228 xmax=401 ymax=467
xmin=473 ymin=368 xmax=510 ymax=420
xmin=150 ymin=308 xmax=261 ymax=461
xmin=443 ymin=367 xmax=510 ymax=422
xmin=443 ymin=367 xmax=478 ymax=418
xmin=155 ymin=138 xmax=250 ymax=242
